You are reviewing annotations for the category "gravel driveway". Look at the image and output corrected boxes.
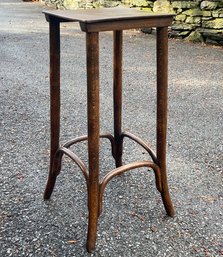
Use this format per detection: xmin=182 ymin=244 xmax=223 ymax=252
xmin=0 ymin=0 xmax=222 ymax=256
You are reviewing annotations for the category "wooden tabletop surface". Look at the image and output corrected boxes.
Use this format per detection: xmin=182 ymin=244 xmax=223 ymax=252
xmin=43 ymin=7 xmax=174 ymax=23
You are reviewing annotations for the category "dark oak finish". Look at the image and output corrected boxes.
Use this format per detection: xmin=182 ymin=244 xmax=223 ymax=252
xmin=44 ymin=19 xmax=60 ymax=200
xmin=43 ymin=7 xmax=175 ymax=252
xmin=43 ymin=8 xmax=173 ymax=32
xmin=156 ymin=27 xmax=175 ymax=217
xmin=113 ymin=30 xmax=123 ymax=168
xmin=86 ymin=32 xmax=100 ymax=252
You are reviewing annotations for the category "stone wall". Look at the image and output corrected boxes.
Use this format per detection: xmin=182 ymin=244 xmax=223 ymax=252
xmin=170 ymin=1 xmax=223 ymax=45
xmin=45 ymin=0 xmax=223 ymax=45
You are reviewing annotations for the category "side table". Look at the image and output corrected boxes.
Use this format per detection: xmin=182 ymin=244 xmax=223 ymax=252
xmin=43 ymin=7 xmax=175 ymax=252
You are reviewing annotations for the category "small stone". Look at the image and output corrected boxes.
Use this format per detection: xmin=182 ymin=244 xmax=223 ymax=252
xmin=182 ymin=9 xmax=203 ymax=17
xmin=176 ymin=8 xmax=183 ymax=14
xmin=179 ymin=30 xmax=191 ymax=36
xmin=200 ymin=1 xmax=219 ymax=10
xmin=172 ymin=22 xmax=195 ymax=30
xmin=175 ymin=14 xmax=186 ymax=22
xmin=202 ymin=18 xmax=223 ymax=29
xmin=212 ymin=9 xmax=223 ymax=18
xmin=145 ymin=234 xmax=150 ymax=239
xmin=7 ymin=249 xmax=12 ymax=254
xmin=92 ymin=1 xmax=103 ymax=8
xmin=63 ymin=0 xmax=79 ymax=9
xmin=150 ymin=226 xmax=158 ymax=232
xmin=169 ymin=29 xmax=183 ymax=38
xmin=140 ymin=7 xmax=153 ymax=12
xmin=104 ymin=1 xmax=120 ymax=8
xmin=131 ymin=0 xmax=148 ymax=7
xmin=202 ymin=10 xmax=212 ymax=17
xmin=153 ymin=0 xmax=174 ymax=14
xmin=205 ymin=38 xmax=220 ymax=45
xmin=185 ymin=31 xmax=204 ymax=43
xmin=172 ymin=1 xmax=199 ymax=9
xmin=122 ymin=0 xmax=132 ymax=5
xmin=185 ymin=16 xmax=201 ymax=25
xmin=147 ymin=1 xmax=154 ymax=8
xmin=197 ymin=28 xmax=223 ymax=41
xmin=202 ymin=17 xmax=213 ymax=21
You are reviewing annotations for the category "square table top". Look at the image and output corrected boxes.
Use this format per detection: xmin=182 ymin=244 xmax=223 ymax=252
xmin=43 ymin=7 xmax=174 ymax=32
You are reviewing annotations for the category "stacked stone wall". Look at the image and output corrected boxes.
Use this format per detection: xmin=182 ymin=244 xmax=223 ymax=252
xmin=170 ymin=1 xmax=223 ymax=45
xmin=45 ymin=0 xmax=223 ymax=45
xmin=134 ymin=0 xmax=223 ymax=45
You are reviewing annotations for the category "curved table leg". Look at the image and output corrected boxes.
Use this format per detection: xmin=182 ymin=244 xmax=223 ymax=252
xmin=157 ymin=27 xmax=175 ymax=217
xmin=44 ymin=18 xmax=61 ymax=200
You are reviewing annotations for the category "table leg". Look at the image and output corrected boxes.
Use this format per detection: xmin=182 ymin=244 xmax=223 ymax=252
xmin=156 ymin=27 xmax=175 ymax=217
xmin=44 ymin=19 xmax=61 ymax=200
xmin=113 ymin=30 xmax=123 ymax=168
xmin=86 ymin=32 xmax=100 ymax=252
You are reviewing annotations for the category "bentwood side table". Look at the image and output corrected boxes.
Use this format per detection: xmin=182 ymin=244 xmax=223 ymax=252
xmin=43 ymin=7 xmax=175 ymax=252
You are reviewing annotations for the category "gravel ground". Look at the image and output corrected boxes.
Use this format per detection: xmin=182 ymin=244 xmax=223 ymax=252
xmin=0 ymin=1 xmax=223 ymax=256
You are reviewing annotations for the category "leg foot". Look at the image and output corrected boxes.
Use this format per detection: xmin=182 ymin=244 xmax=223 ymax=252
xmin=44 ymin=152 xmax=62 ymax=200
xmin=161 ymin=190 xmax=175 ymax=217
xmin=86 ymin=209 xmax=99 ymax=252
xmin=44 ymin=174 xmax=57 ymax=200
